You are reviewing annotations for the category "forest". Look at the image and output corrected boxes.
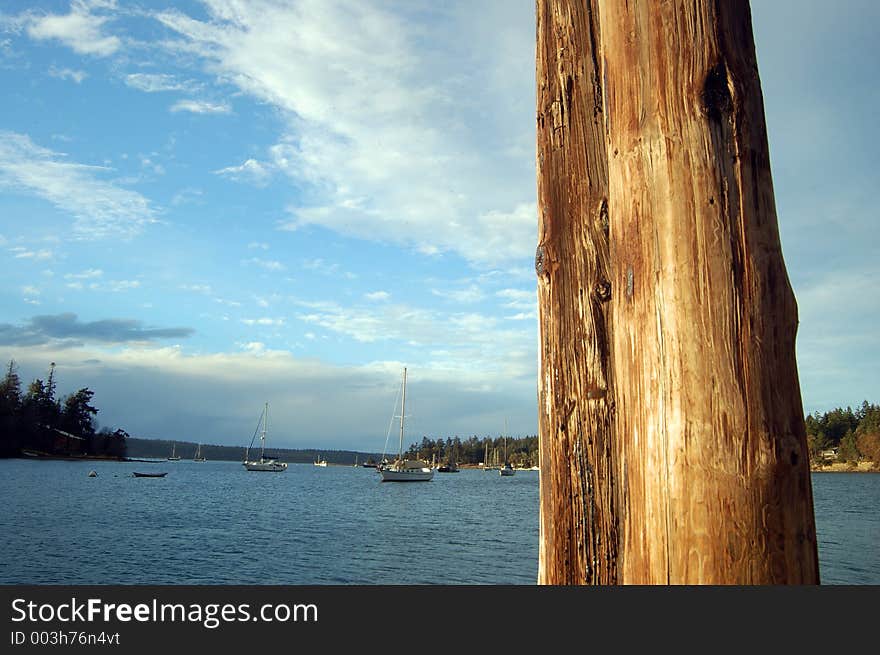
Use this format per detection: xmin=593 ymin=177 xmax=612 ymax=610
xmin=804 ymin=401 xmax=880 ymax=468
xmin=0 ymin=360 xmax=127 ymax=459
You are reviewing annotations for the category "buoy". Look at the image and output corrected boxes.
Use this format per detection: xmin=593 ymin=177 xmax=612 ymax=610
xmin=88 ymin=470 xmax=97 ymax=477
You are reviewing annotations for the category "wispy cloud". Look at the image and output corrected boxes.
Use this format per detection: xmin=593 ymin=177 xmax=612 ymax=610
xmin=496 ymin=287 xmax=536 ymax=320
xmin=295 ymin=298 xmax=534 ymax=382
xmin=431 ymin=284 xmax=484 ymax=304
xmin=170 ymin=99 xmax=230 ymax=114
xmin=214 ymin=159 xmax=271 ymax=186
xmin=10 ymin=246 xmax=54 ymax=261
xmin=124 ymin=72 xmax=194 ymax=93
xmin=365 ymin=291 xmax=390 ymax=302
xmin=64 ymin=268 xmax=103 ymax=280
xmin=48 ymin=65 xmax=87 ymax=83
xmin=0 ymin=312 xmax=193 ymax=347
xmin=153 ymin=0 xmax=536 ymax=267
xmin=242 ymin=257 xmax=285 ymax=272
xmin=0 ymin=131 xmax=157 ymax=239
xmin=302 ymin=257 xmax=355 ymax=279
xmin=180 ymin=284 xmax=212 ymax=294
xmin=24 ymin=0 xmax=121 ymax=57
xmin=241 ymin=317 xmax=284 ymax=327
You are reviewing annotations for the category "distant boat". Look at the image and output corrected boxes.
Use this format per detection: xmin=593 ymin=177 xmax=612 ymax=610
xmin=243 ymin=402 xmax=287 ymax=472
xmin=193 ymin=444 xmax=206 ymax=462
xmin=483 ymin=441 xmax=499 ymax=471
xmin=378 ymin=368 xmax=433 ymax=482
xmin=499 ymin=422 xmax=515 ymax=477
xmin=438 ymin=442 xmax=460 ymax=472
xmin=133 ymin=471 xmax=167 ymax=478
xmin=314 ymin=455 xmax=328 ymax=467
xmin=167 ymin=443 xmax=181 ymax=461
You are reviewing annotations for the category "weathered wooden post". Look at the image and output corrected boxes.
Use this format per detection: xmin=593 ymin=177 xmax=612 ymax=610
xmin=536 ymin=0 xmax=618 ymax=584
xmin=536 ymin=0 xmax=820 ymax=583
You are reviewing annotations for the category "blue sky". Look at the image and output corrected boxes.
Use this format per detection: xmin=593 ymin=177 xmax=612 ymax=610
xmin=0 ymin=1 xmax=877 ymax=450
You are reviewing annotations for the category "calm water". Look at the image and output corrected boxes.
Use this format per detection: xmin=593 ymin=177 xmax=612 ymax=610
xmin=0 ymin=459 xmax=876 ymax=584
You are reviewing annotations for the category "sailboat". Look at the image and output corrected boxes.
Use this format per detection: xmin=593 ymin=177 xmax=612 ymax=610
xmin=243 ymin=402 xmax=287 ymax=472
xmin=378 ymin=367 xmax=433 ymax=482
xmin=193 ymin=444 xmax=206 ymax=462
xmin=437 ymin=440 xmax=459 ymax=472
xmin=483 ymin=440 xmax=499 ymax=471
xmin=499 ymin=420 xmax=515 ymax=476
xmin=314 ymin=453 xmax=328 ymax=467
xmin=167 ymin=443 xmax=181 ymax=461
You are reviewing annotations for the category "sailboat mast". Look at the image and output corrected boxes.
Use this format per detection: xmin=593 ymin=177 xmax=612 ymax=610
xmin=399 ymin=367 xmax=407 ymax=460
xmin=261 ymin=401 xmax=268 ymax=459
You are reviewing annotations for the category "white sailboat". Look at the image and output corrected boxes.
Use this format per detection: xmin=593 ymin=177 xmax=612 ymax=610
xmin=314 ymin=454 xmax=328 ymax=467
xmin=167 ymin=442 xmax=181 ymax=461
xmin=378 ymin=367 xmax=433 ymax=482
xmin=243 ymin=402 xmax=287 ymax=472
xmin=500 ymin=420 xmax=515 ymax=476
xmin=193 ymin=444 xmax=206 ymax=462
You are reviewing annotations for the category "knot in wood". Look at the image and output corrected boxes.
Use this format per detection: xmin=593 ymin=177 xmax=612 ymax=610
xmin=535 ymin=245 xmax=546 ymax=277
xmin=593 ymin=280 xmax=611 ymax=302
xmin=702 ymin=61 xmax=733 ymax=123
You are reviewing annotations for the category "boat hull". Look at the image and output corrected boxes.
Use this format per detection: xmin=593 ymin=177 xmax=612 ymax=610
xmin=379 ymin=467 xmax=434 ymax=482
xmin=243 ymin=461 xmax=287 ymax=472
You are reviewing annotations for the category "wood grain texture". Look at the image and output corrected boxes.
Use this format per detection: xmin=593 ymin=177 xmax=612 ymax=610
xmin=536 ymin=0 xmax=618 ymax=584
xmin=598 ymin=0 xmax=818 ymax=583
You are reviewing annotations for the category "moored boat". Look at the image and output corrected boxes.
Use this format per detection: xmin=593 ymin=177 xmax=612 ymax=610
xmin=243 ymin=402 xmax=288 ymax=472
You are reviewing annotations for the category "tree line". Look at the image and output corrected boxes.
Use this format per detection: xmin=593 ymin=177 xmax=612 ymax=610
xmin=402 ymin=434 xmax=539 ymax=467
xmin=0 ymin=360 xmax=128 ymax=459
xmin=805 ymin=401 xmax=880 ymax=468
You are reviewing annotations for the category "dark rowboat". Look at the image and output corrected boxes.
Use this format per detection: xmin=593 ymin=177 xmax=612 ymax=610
xmin=132 ymin=471 xmax=168 ymax=478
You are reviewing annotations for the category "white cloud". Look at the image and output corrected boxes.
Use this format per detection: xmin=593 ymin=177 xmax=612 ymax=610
xmin=431 ymin=284 xmax=484 ymax=304
xmin=25 ymin=0 xmax=121 ymax=57
xmin=214 ymin=159 xmax=271 ymax=186
xmin=294 ymin=297 xmax=534 ymax=383
xmin=365 ymin=291 xmax=390 ymax=302
xmin=105 ymin=279 xmax=140 ymax=292
xmin=124 ymin=72 xmax=194 ymax=93
xmin=247 ymin=242 xmax=269 ymax=250
xmin=0 ymin=131 xmax=156 ymax=239
xmin=496 ymin=287 xmax=537 ymax=320
xmin=65 ymin=268 xmax=103 ymax=279
xmin=241 ymin=317 xmax=284 ymax=326
xmin=242 ymin=257 xmax=285 ymax=272
xmin=170 ymin=99 xmax=231 ymax=114
xmin=153 ymin=0 xmax=536 ymax=267
xmin=10 ymin=246 xmax=54 ymax=261
xmin=48 ymin=66 xmax=87 ymax=83
xmin=21 ymin=285 xmax=40 ymax=296
xmin=180 ymin=284 xmax=212 ymax=294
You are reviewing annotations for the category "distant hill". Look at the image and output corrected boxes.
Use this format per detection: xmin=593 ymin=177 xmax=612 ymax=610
xmin=126 ymin=437 xmax=384 ymax=465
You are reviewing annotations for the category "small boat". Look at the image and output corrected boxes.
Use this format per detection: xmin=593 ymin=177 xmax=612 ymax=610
xmin=133 ymin=471 xmax=168 ymax=478
xmin=378 ymin=368 xmax=433 ymax=482
xmin=167 ymin=443 xmax=181 ymax=461
xmin=243 ymin=402 xmax=288 ymax=472
xmin=193 ymin=444 xmax=206 ymax=462
xmin=88 ymin=470 xmax=97 ymax=477
xmin=314 ymin=456 xmax=328 ymax=467
xmin=499 ymin=422 xmax=515 ymax=476
xmin=438 ymin=441 xmax=460 ymax=472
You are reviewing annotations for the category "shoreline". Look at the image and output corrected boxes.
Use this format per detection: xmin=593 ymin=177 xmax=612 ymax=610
xmin=810 ymin=461 xmax=877 ymax=473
